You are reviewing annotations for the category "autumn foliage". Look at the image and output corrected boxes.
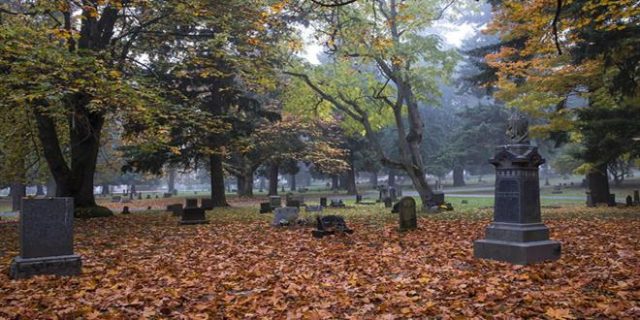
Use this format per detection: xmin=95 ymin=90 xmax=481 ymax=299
xmin=1 ymin=207 xmax=638 ymax=319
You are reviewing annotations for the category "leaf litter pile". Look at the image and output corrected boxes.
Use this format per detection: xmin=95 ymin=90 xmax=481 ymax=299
xmin=0 ymin=207 xmax=639 ymax=319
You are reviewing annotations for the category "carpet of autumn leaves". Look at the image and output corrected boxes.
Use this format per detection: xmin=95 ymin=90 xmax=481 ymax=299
xmin=0 ymin=206 xmax=639 ymax=319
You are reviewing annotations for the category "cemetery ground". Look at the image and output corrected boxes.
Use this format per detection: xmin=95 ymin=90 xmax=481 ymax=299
xmin=0 ymin=201 xmax=638 ymax=319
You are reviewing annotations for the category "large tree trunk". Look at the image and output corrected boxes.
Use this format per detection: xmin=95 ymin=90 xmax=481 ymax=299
xmin=289 ymin=174 xmax=297 ymax=191
xmin=10 ymin=182 xmax=25 ymax=212
xmin=209 ymin=154 xmax=229 ymax=207
xmin=34 ymin=101 xmax=104 ymax=210
xmin=388 ymin=171 xmax=396 ymax=187
xmin=236 ymin=170 xmax=254 ymax=197
xmin=587 ymin=164 xmax=611 ymax=205
xmin=453 ymin=166 xmax=465 ymax=187
xmin=268 ymin=164 xmax=279 ymax=196
xmin=101 ymin=183 xmax=110 ymax=195
xmin=331 ymin=175 xmax=339 ymax=190
xmin=46 ymin=176 xmax=57 ymax=197
xmin=346 ymin=164 xmax=357 ymax=195
xmin=168 ymin=167 xmax=177 ymax=194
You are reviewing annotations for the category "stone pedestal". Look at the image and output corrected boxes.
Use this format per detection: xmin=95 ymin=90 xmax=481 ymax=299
xmin=180 ymin=207 xmax=208 ymax=225
xmin=474 ymin=145 xmax=561 ymax=265
xmin=10 ymin=198 xmax=82 ymax=279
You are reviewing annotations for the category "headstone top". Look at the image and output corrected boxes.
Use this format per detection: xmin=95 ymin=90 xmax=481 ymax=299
xmin=398 ymin=197 xmax=417 ymax=231
xmin=20 ymin=198 xmax=75 ymax=259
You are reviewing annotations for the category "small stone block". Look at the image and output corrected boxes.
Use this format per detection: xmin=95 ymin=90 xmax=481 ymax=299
xmin=10 ymin=255 xmax=82 ymax=279
xmin=180 ymin=207 xmax=208 ymax=225
xmin=473 ymin=239 xmax=561 ymax=265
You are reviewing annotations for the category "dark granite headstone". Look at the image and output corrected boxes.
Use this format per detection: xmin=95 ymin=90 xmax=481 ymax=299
xmin=121 ymin=206 xmax=130 ymax=214
xmin=474 ymin=144 xmax=561 ymax=265
xmin=180 ymin=207 xmax=208 ymax=225
xmin=146 ymin=194 xmax=151 ymax=199
xmin=260 ymin=202 xmax=272 ymax=213
xmin=287 ymin=200 xmax=301 ymax=208
xmin=269 ymin=196 xmax=282 ymax=209
xmin=355 ymin=195 xmax=362 ymax=203
xmin=398 ymin=197 xmax=417 ymax=231
xmin=10 ymin=198 xmax=81 ymax=279
xmin=626 ymin=195 xmax=633 ymax=207
xmin=430 ymin=191 xmax=445 ymax=207
xmin=312 ymin=215 xmax=353 ymax=238
xmin=166 ymin=203 xmax=183 ymax=216
xmin=201 ymin=198 xmax=213 ymax=210
xmin=185 ymin=198 xmax=198 ymax=208
xmin=320 ymin=197 xmax=327 ymax=207
xmin=608 ymin=194 xmax=616 ymax=207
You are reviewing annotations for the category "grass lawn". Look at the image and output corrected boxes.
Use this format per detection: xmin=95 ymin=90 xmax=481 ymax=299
xmin=1 ymin=203 xmax=638 ymax=319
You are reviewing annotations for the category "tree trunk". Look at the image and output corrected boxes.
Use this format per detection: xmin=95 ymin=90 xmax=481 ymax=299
xmin=101 ymin=183 xmax=110 ymax=195
xmin=370 ymin=171 xmax=378 ymax=188
xmin=210 ymin=154 xmax=229 ymax=207
xmin=346 ymin=163 xmax=357 ymax=195
xmin=290 ymin=174 xmax=297 ymax=191
xmin=587 ymin=164 xmax=611 ymax=205
xmin=258 ymin=177 xmax=266 ymax=192
xmin=331 ymin=175 xmax=339 ymax=190
xmin=268 ymin=164 xmax=279 ymax=196
xmin=236 ymin=170 xmax=254 ymax=197
xmin=36 ymin=184 xmax=45 ymax=196
xmin=46 ymin=176 xmax=57 ymax=197
xmin=34 ymin=100 xmax=104 ymax=210
xmin=388 ymin=172 xmax=396 ymax=187
xmin=453 ymin=166 xmax=465 ymax=187
xmin=168 ymin=167 xmax=176 ymax=194
xmin=10 ymin=182 xmax=25 ymax=212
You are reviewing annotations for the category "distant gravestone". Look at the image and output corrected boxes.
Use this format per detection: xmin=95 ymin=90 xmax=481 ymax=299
xmin=260 ymin=202 xmax=272 ymax=213
xmin=185 ymin=198 xmax=198 ymax=208
xmin=286 ymin=195 xmax=305 ymax=207
xmin=389 ymin=187 xmax=397 ymax=201
xmin=146 ymin=194 xmax=151 ymax=199
xmin=269 ymin=196 xmax=282 ymax=209
xmin=201 ymin=198 xmax=213 ymax=210
xmin=121 ymin=198 xmax=131 ymax=203
xmin=384 ymin=197 xmax=392 ymax=208
xmin=10 ymin=198 xmax=81 ymax=279
xmin=398 ymin=197 xmax=417 ymax=231
xmin=166 ymin=204 xmax=183 ymax=216
xmin=551 ymin=186 xmax=563 ymax=194
xmin=163 ymin=193 xmax=172 ymax=198
xmin=634 ymin=190 xmax=640 ymax=205
xmin=378 ymin=186 xmax=388 ymax=202
xmin=111 ymin=196 xmax=122 ymax=203
xmin=320 ymin=197 xmax=327 ymax=207
xmin=306 ymin=205 xmax=323 ymax=212
xmin=287 ymin=199 xmax=301 ymax=208
xmin=180 ymin=207 xmax=208 ymax=225
xmin=121 ymin=206 xmax=130 ymax=215
xmin=431 ymin=191 xmax=445 ymax=207
xmin=608 ymin=194 xmax=616 ymax=207
xmin=355 ymin=195 xmax=362 ymax=204
xmin=626 ymin=195 xmax=633 ymax=207
xmin=330 ymin=199 xmax=345 ymax=208
xmin=272 ymin=207 xmax=299 ymax=227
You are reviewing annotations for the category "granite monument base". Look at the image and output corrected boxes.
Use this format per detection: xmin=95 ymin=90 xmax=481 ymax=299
xmin=474 ymin=222 xmax=560 ymax=265
xmin=10 ymin=255 xmax=82 ymax=279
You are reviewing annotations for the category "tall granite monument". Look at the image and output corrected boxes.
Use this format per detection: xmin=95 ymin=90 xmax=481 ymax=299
xmin=10 ymin=198 xmax=82 ymax=279
xmin=474 ymin=113 xmax=561 ymax=265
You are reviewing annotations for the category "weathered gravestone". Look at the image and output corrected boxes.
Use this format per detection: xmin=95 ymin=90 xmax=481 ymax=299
xmin=384 ymin=197 xmax=393 ymax=208
xmin=10 ymin=198 xmax=82 ymax=279
xmin=608 ymin=194 xmax=616 ymax=207
xmin=626 ymin=195 xmax=633 ymax=207
xmin=355 ymin=195 xmax=362 ymax=204
xmin=163 ymin=193 xmax=172 ymax=198
xmin=389 ymin=187 xmax=397 ymax=202
xmin=269 ymin=196 xmax=282 ymax=209
xmin=306 ymin=205 xmax=323 ymax=212
xmin=287 ymin=200 xmax=301 ymax=208
xmin=320 ymin=197 xmax=327 ymax=207
xmin=111 ymin=196 xmax=122 ymax=203
xmin=137 ymin=193 xmax=142 ymax=200
xmin=180 ymin=207 xmax=208 ymax=225
xmin=185 ymin=198 xmax=198 ymax=208
xmin=430 ymin=191 xmax=445 ymax=207
xmin=121 ymin=206 xmax=130 ymax=214
xmin=330 ymin=199 xmax=345 ymax=208
xmin=286 ymin=195 xmax=305 ymax=207
xmin=312 ymin=215 xmax=353 ymax=238
xmin=378 ymin=186 xmax=388 ymax=203
xmin=272 ymin=207 xmax=300 ymax=227
xmin=398 ymin=197 xmax=417 ymax=231
xmin=146 ymin=194 xmax=151 ymax=199
xmin=634 ymin=190 xmax=640 ymax=205
xmin=551 ymin=186 xmax=563 ymax=194
xmin=474 ymin=113 xmax=561 ymax=265
xmin=201 ymin=198 xmax=213 ymax=210
xmin=260 ymin=202 xmax=272 ymax=213
xmin=166 ymin=204 xmax=183 ymax=216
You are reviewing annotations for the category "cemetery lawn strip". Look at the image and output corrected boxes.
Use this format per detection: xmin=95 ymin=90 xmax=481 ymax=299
xmin=0 ymin=206 xmax=638 ymax=319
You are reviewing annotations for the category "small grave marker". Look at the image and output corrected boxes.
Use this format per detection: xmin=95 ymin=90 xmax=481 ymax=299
xmin=180 ymin=207 xmax=208 ymax=225
xmin=272 ymin=207 xmax=299 ymax=227
xmin=398 ymin=197 xmax=417 ymax=231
